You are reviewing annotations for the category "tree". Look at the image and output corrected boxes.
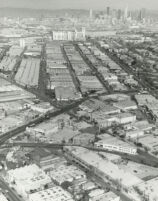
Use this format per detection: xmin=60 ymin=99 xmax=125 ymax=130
xmin=61 ymin=181 xmax=73 ymax=190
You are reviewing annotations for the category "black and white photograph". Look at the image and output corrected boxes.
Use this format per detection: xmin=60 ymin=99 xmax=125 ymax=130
xmin=0 ymin=0 xmax=158 ymax=201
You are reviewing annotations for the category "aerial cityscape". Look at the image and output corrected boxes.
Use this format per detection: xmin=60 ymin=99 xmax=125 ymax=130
xmin=1 ymin=1 xmax=158 ymax=201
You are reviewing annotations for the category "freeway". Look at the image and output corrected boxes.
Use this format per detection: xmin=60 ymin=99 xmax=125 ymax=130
xmin=0 ymin=177 xmax=24 ymax=201
xmin=0 ymin=53 xmax=90 ymax=147
xmin=0 ymin=97 xmax=87 ymax=145
xmin=2 ymin=142 xmax=158 ymax=167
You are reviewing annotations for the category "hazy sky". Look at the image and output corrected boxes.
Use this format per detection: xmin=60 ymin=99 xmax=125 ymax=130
xmin=0 ymin=0 xmax=158 ymax=10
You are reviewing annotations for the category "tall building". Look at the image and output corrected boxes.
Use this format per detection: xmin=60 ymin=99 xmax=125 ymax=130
xmin=124 ymin=5 xmax=128 ymax=19
xmin=138 ymin=8 xmax=146 ymax=21
xmin=89 ymin=9 xmax=93 ymax=19
xmin=106 ymin=7 xmax=110 ymax=16
xmin=117 ymin=9 xmax=122 ymax=20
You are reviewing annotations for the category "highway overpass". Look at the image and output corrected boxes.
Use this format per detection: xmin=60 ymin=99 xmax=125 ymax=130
xmin=2 ymin=142 xmax=158 ymax=167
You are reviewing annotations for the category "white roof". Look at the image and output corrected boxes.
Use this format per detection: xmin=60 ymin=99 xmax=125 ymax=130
xmin=8 ymin=164 xmax=51 ymax=191
xmin=29 ymin=186 xmax=74 ymax=201
xmin=66 ymin=147 xmax=142 ymax=188
xmin=89 ymin=189 xmax=105 ymax=198
xmin=97 ymin=134 xmax=136 ymax=149
xmin=136 ymin=177 xmax=158 ymax=201
xmin=0 ymin=193 xmax=8 ymax=201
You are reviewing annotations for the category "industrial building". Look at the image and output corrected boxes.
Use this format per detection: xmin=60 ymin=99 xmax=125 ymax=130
xmin=114 ymin=100 xmax=137 ymax=111
xmin=78 ymin=75 xmax=104 ymax=92
xmin=0 ymin=193 xmax=8 ymax=201
xmin=138 ymin=135 xmax=158 ymax=152
xmin=89 ymin=190 xmax=120 ymax=201
xmin=49 ymin=164 xmax=86 ymax=185
xmin=7 ymin=45 xmax=24 ymax=57
xmin=64 ymin=147 xmax=142 ymax=190
xmin=55 ymin=86 xmax=81 ymax=101
xmin=29 ymin=186 xmax=74 ymax=201
xmin=133 ymin=177 xmax=158 ymax=201
xmin=7 ymin=164 xmax=52 ymax=198
xmin=15 ymin=58 xmax=40 ymax=88
xmin=0 ymin=56 xmax=17 ymax=72
xmin=52 ymin=28 xmax=85 ymax=41
xmin=95 ymin=134 xmax=137 ymax=155
xmin=0 ymin=90 xmax=35 ymax=103
xmin=72 ymin=133 xmax=95 ymax=145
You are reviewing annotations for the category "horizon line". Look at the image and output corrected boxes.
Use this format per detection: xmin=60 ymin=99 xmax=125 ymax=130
xmin=0 ymin=6 xmax=157 ymax=11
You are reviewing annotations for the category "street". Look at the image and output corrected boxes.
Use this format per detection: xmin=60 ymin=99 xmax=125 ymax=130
xmin=0 ymin=177 xmax=23 ymax=201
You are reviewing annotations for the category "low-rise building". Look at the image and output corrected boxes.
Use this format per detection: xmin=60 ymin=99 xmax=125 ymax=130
xmin=26 ymin=114 xmax=70 ymax=137
xmin=138 ymin=135 xmax=158 ymax=152
xmin=133 ymin=177 xmax=158 ymax=201
xmin=78 ymin=76 xmax=103 ymax=92
xmin=95 ymin=134 xmax=137 ymax=155
xmin=0 ymin=109 xmax=5 ymax=120
xmin=0 ymin=193 xmax=8 ymax=201
xmin=64 ymin=147 xmax=142 ymax=190
xmin=125 ymin=129 xmax=144 ymax=139
xmin=7 ymin=164 xmax=52 ymax=198
xmin=39 ymin=155 xmax=66 ymax=171
xmin=88 ymin=189 xmax=105 ymax=201
xmin=55 ymin=86 xmax=82 ymax=101
xmin=15 ymin=58 xmax=40 ymax=88
xmin=29 ymin=186 xmax=74 ymax=201
xmin=73 ymin=133 xmax=95 ymax=145
xmin=135 ymin=94 xmax=156 ymax=106
xmin=99 ymin=152 xmax=122 ymax=163
xmin=114 ymin=100 xmax=137 ymax=111
xmin=115 ymin=113 xmax=136 ymax=124
xmin=89 ymin=190 xmax=120 ymax=201
xmin=30 ymin=102 xmax=54 ymax=113
xmin=131 ymin=120 xmax=155 ymax=132
xmin=49 ymin=164 xmax=86 ymax=185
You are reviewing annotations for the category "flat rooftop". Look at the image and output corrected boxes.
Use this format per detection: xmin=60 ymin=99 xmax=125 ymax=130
xmin=136 ymin=177 xmax=158 ymax=201
xmin=29 ymin=186 xmax=73 ymax=201
xmin=139 ymin=135 xmax=158 ymax=151
xmin=119 ymin=161 xmax=158 ymax=180
xmin=97 ymin=134 xmax=136 ymax=149
xmin=66 ymin=146 xmax=142 ymax=188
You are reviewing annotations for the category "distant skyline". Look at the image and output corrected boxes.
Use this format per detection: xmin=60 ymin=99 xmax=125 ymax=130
xmin=0 ymin=0 xmax=158 ymax=10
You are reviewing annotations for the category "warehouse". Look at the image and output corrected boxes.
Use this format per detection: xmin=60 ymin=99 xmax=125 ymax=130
xmin=64 ymin=147 xmax=142 ymax=189
xmin=95 ymin=134 xmax=137 ymax=155
xmin=0 ymin=193 xmax=8 ymax=201
xmin=115 ymin=113 xmax=136 ymax=124
xmin=7 ymin=45 xmax=24 ymax=57
xmin=78 ymin=75 xmax=103 ymax=92
xmin=73 ymin=133 xmax=95 ymax=145
xmin=114 ymin=100 xmax=137 ymax=111
xmin=49 ymin=164 xmax=86 ymax=185
xmin=138 ymin=135 xmax=158 ymax=152
xmin=89 ymin=190 xmax=120 ymax=201
xmin=0 ymin=90 xmax=35 ymax=102
xmin=29 ymin=186 xmax=74 ymax=201
xmin=7 ymin=164 xmax=52 ymax=198
xmin=0 ymin=56 xmax=17 ymax=72
xmin=15 ymin=58 xmax=40 ymax=88
xmin=55 ymin=86 xmax=81 ymax=101
xmin=133 ymin=177 xmax=158 ymax=201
